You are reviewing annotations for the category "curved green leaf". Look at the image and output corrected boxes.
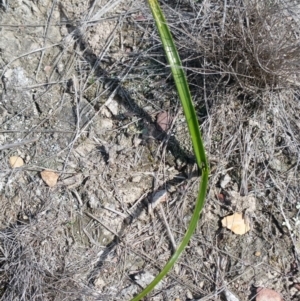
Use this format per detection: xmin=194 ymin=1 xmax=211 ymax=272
xmin=130 ymin=1 xmax=209 ymax=300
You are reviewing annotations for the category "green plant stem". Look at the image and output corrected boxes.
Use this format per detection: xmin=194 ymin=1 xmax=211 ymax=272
xmin=130 ymin=1 xmax=209 ymax=300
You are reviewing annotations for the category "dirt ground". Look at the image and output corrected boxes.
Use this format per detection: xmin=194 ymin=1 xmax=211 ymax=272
xmin=0 ymin=0 xmax=300 ymax=300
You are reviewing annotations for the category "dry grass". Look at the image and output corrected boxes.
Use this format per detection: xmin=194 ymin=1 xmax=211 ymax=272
xmin=0 ymin=196 xmax=99 ymax=301
xmin=178 ymin=0 xmax=300 ymax=93
xmin=194 ymin=0 xmax=299 ymax=92
xmin=0 ymin=0 xmax=300 ymax=300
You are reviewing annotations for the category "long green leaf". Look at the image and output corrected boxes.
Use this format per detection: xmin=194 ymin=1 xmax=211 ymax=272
xmin=130 ymin=1 xmax=209 ymax=300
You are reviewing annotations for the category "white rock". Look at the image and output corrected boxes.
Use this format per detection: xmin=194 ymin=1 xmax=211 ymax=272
xmin=223 ymin=289 xmax=240 ymax=301
xmin=220 ymin=173 xmax=231 ymax=188
xmin=131 ymin=175 xmax=142 ymax=183
xmin=133 ymin=271 xmax=163 ymax=290
xmin=99 ymin=118 xmax=113 ymax=130
xmin=75 ymin=139 xmax=95 ymax=156
xmin=106 ymin=99 xmax=119 ymax=116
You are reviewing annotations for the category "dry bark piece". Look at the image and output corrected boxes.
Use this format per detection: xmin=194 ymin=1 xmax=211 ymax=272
xmin=41 ymin=170 xmax=59 ymax=187
xmin=9 ymin=156 xmax=24 ymax=168
xmin=256 ymin=287 xmax=283 ymax=301
xmin=221 ymin=212 xmax=250 ymax=235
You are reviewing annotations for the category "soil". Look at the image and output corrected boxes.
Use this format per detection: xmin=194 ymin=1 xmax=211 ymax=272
xmin=0 ymin=1 xmax=300 ymax=301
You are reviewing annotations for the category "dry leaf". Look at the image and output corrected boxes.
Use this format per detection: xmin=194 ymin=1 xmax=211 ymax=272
xmin=293 ymin=283 xmax=300 ymax=291
xmin=9 ymin=156 xmax=24 ymax=168
xmin=221 ymin=212 xmax=250 ymax=235
xmin=43 ymin=65 xmax=52 ymax=74
xmin=256 ymin=287 xmax=283 ymax=301
xmin=217 ymin=193 xmax=225 ymax=201
xmin=156 ymin=111 xmax=173 ymax=131
xmin=41 ymin=170 xmax=59 ymax=187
